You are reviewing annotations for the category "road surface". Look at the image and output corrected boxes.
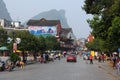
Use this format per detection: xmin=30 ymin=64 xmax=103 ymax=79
xmin=0 ymin=56 xmax=118 ymax=80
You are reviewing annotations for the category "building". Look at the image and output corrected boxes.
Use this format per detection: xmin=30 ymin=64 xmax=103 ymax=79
xmin=87 ymin=33 xmax=94 ymax=43
xmin=0 ymin=18 xmax=11 ymax=28
xmin=59 ymin=28 xmax=75 ymax=50
xmin=27 ymin=18 xmax=76 ymax=50
xmin=0 ymin=18 xmax=24 ymax=30
xmin=1 ymin=18 xmax=75 ymax=50
xmin=27 ymin=18 xmax=61 ymax=37
xmin=11 ymin=21 xmax=21 ymax=28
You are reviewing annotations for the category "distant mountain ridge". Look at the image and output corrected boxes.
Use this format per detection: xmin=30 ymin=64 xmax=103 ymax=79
xmin=30 ymin=9 xmax=69 ymax=28
xmin=0 ymin=0 xmax=12 ymax=21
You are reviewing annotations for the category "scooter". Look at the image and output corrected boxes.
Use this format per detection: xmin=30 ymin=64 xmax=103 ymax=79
xmin=5 ymin=64 xmax=15 ymax=72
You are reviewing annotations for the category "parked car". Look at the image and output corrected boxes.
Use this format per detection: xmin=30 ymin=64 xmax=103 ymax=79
xmin=66 ymin=54 xmax=77 ymax=62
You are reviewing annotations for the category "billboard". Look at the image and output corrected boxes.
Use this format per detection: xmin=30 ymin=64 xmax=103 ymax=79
xmin=28 ymin=26 xmax=57 ymax=36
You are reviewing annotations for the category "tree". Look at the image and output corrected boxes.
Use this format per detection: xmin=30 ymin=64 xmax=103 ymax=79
xmin=38 ymin=36 xmax=46 ymax=53
xmin=7 ymin=30 xmax=60 ymax=59
xmin=10 ymin=52 xmax=21 ymax=64
xmin=45 ymin=36 xmax=60 ymax=50
xmin=8 ymin=30 xmax=39 ymax=61
xmin=86 ymin=38 xmax=108 ymax=52
xmin=0 ymin=28 xmax=8 ymax=47
xmin=83 ymin=0 xmax=120 ymax=52
xmin=87 ymin=15 xmax=105 ymax=38
xmin=13 ymin=30 xmax=36 ymax=51
xmin=107 ymin=16 xmax=120 ymax=51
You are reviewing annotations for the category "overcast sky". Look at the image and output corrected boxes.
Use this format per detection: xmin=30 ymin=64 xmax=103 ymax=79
xmin=3 ymin=0 xmax=92 ymax=39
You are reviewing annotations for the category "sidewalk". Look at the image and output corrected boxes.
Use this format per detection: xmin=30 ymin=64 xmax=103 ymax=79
xmin=94 ymin=60 xmax=120 ymax=80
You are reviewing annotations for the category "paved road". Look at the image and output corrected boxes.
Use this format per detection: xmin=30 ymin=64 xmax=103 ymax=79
xmin=0 ymin=56 xmax=119 ymax=80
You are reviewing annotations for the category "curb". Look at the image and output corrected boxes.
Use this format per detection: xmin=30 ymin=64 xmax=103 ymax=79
xmin=96 ymin=61 xmax=120 ymax=80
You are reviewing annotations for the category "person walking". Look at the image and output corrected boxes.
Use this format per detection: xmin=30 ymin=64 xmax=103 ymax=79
xmin=45 ymin=53 xmax=49 ymax=63
xmin=85 ymin=54 xmax=88 ymax=64
xmin=116 ymin=61 xmax=120 ymax=75
xmin=43 ymin=53 xmax=46 ymax=63
xmin=89 ymin=55 xmax=93 ymax=64
xmin=58 ymin=53 xmax=61 ymax=60
xmin=98 ymin=54 xmax=102 ymax=63
xmin=112 ymin=54 xmax=117 ymax=69
xmin=102 ymin=53 xmax=105 ymax=62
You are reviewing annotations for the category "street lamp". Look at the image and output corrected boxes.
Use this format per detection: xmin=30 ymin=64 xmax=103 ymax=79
xmin=7 ymin=31 xmax=21 ymax=53
xmin=12 ymin=31 xmax=17 ymax=53
xmin=12 ymin=32 xmax=15 ymax=43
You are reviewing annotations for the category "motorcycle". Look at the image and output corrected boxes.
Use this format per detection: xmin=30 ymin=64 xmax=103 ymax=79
xmin=5 ymin=60 xmax=15 ymax=72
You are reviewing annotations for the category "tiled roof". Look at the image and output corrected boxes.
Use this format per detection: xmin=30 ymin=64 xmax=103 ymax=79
xmin=27 ymin=18 xmax=61 ymax=26
xmin=60 ymin=28 xmax=72 ymax=38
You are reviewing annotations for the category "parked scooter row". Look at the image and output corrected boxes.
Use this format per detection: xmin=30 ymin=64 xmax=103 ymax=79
xmin=0 ymin=60 xmax=15 ymax=72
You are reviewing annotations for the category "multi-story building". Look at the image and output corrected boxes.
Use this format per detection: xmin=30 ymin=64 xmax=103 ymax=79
xmin=0 ymin=18 xmax=11 ymax=28
xmin=1 ymin=18 xmax=75 ymax=50
xmin=27 ymin=18 xmax=75 ymax=50
xmin=27 ymin=18 xmax=61 ymax=37
xmin=59 ymin=28 xmax=75 ymax=50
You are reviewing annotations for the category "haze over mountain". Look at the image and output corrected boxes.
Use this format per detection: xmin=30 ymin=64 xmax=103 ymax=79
xmin=30 ymin=9 xmax=69 ymax=28
xmin=0 ymin=0 xmax=12 ymax=21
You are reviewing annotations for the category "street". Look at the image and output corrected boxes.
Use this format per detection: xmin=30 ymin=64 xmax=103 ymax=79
xmin=0 ymin=56 xmax=118 ymax=80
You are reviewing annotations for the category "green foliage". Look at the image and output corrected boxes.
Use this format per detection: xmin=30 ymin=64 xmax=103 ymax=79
xmin=0 ymin=26 xmax=3 ymax=28
xmin=45 ymin=36 xmax=60 ymax=50
xmin=0 ymin=28 xmax=8 ymax=47
xmin=107 ymin=16 xmax=120 ymax=51
xmin=86 ymin=38 xmax=102 ymax=51
xmin=13 ymin=30 xmax=36 ymax=51
xmin=83 ymin=0 xmax=114 ymax=14
xmin=87 ymin=15 xmax=104 ymax=38
xmin=38 ymin=36 xmax=46 ymax=52
xmin=10 ymin=53 xmax=21 ymax=63
xmin=83 ymin=0 xmax=120 ymax=52
xmin=8 ymin=30 xmax=60 ymax=52
xmin=0 ymin=29 xmax=60 ymax=54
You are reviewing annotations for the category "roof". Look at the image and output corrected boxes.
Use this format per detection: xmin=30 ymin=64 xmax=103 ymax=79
xmin=60 ymin=28 xmax=73 ymax=38
xmin=27 ymin=18 xmax=61 ymax=26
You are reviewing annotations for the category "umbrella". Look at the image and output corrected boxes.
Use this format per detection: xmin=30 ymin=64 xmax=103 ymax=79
xmin=0 ymin=46 xmax=9 ymax=51
xmin=16 ymin=50 xmax=22 ymax=53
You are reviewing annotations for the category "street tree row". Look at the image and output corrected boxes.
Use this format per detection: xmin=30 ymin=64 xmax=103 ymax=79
xmin=0 ymin=28 xmax=60 ymax=54
xmin=83 ymin=0 xmax=120 ymax=52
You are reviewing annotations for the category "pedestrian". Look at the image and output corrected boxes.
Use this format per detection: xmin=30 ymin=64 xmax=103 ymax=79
xmin=20 ymin=60 xmax=24 ymax=69
xmin=85 ymin=54 xmax=88 ymax=64
xmin=112 ymin=54 xmax=117 ymax=69
xmin=40 ymin=54 xmax=44 ymax=63
xmin=51 ymin=53 xmax=54 ymax=62
xmin=43 ymin=53 xmax=46 ymax=63
xmin=102 ymin=53 xmax=105 ymax=62
xmin=63 ymin=51 xmax=66 ymax=57
xmin=98 ymin=55 xmax=102 ymax=63
xmin=58 ymin=53 xmax=61 ymax=60
xmin=16 ymin=60 xmax=21 ymax=68
xmin=45 ymin=53 xmax=49 ymax=63
xmin=116 ymin=61 xmax=120 ymax=75
xmin=89 ymin=55 xmax=93 ymax=64
xmin=38 ymin=54 xmax=41 ymax=62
